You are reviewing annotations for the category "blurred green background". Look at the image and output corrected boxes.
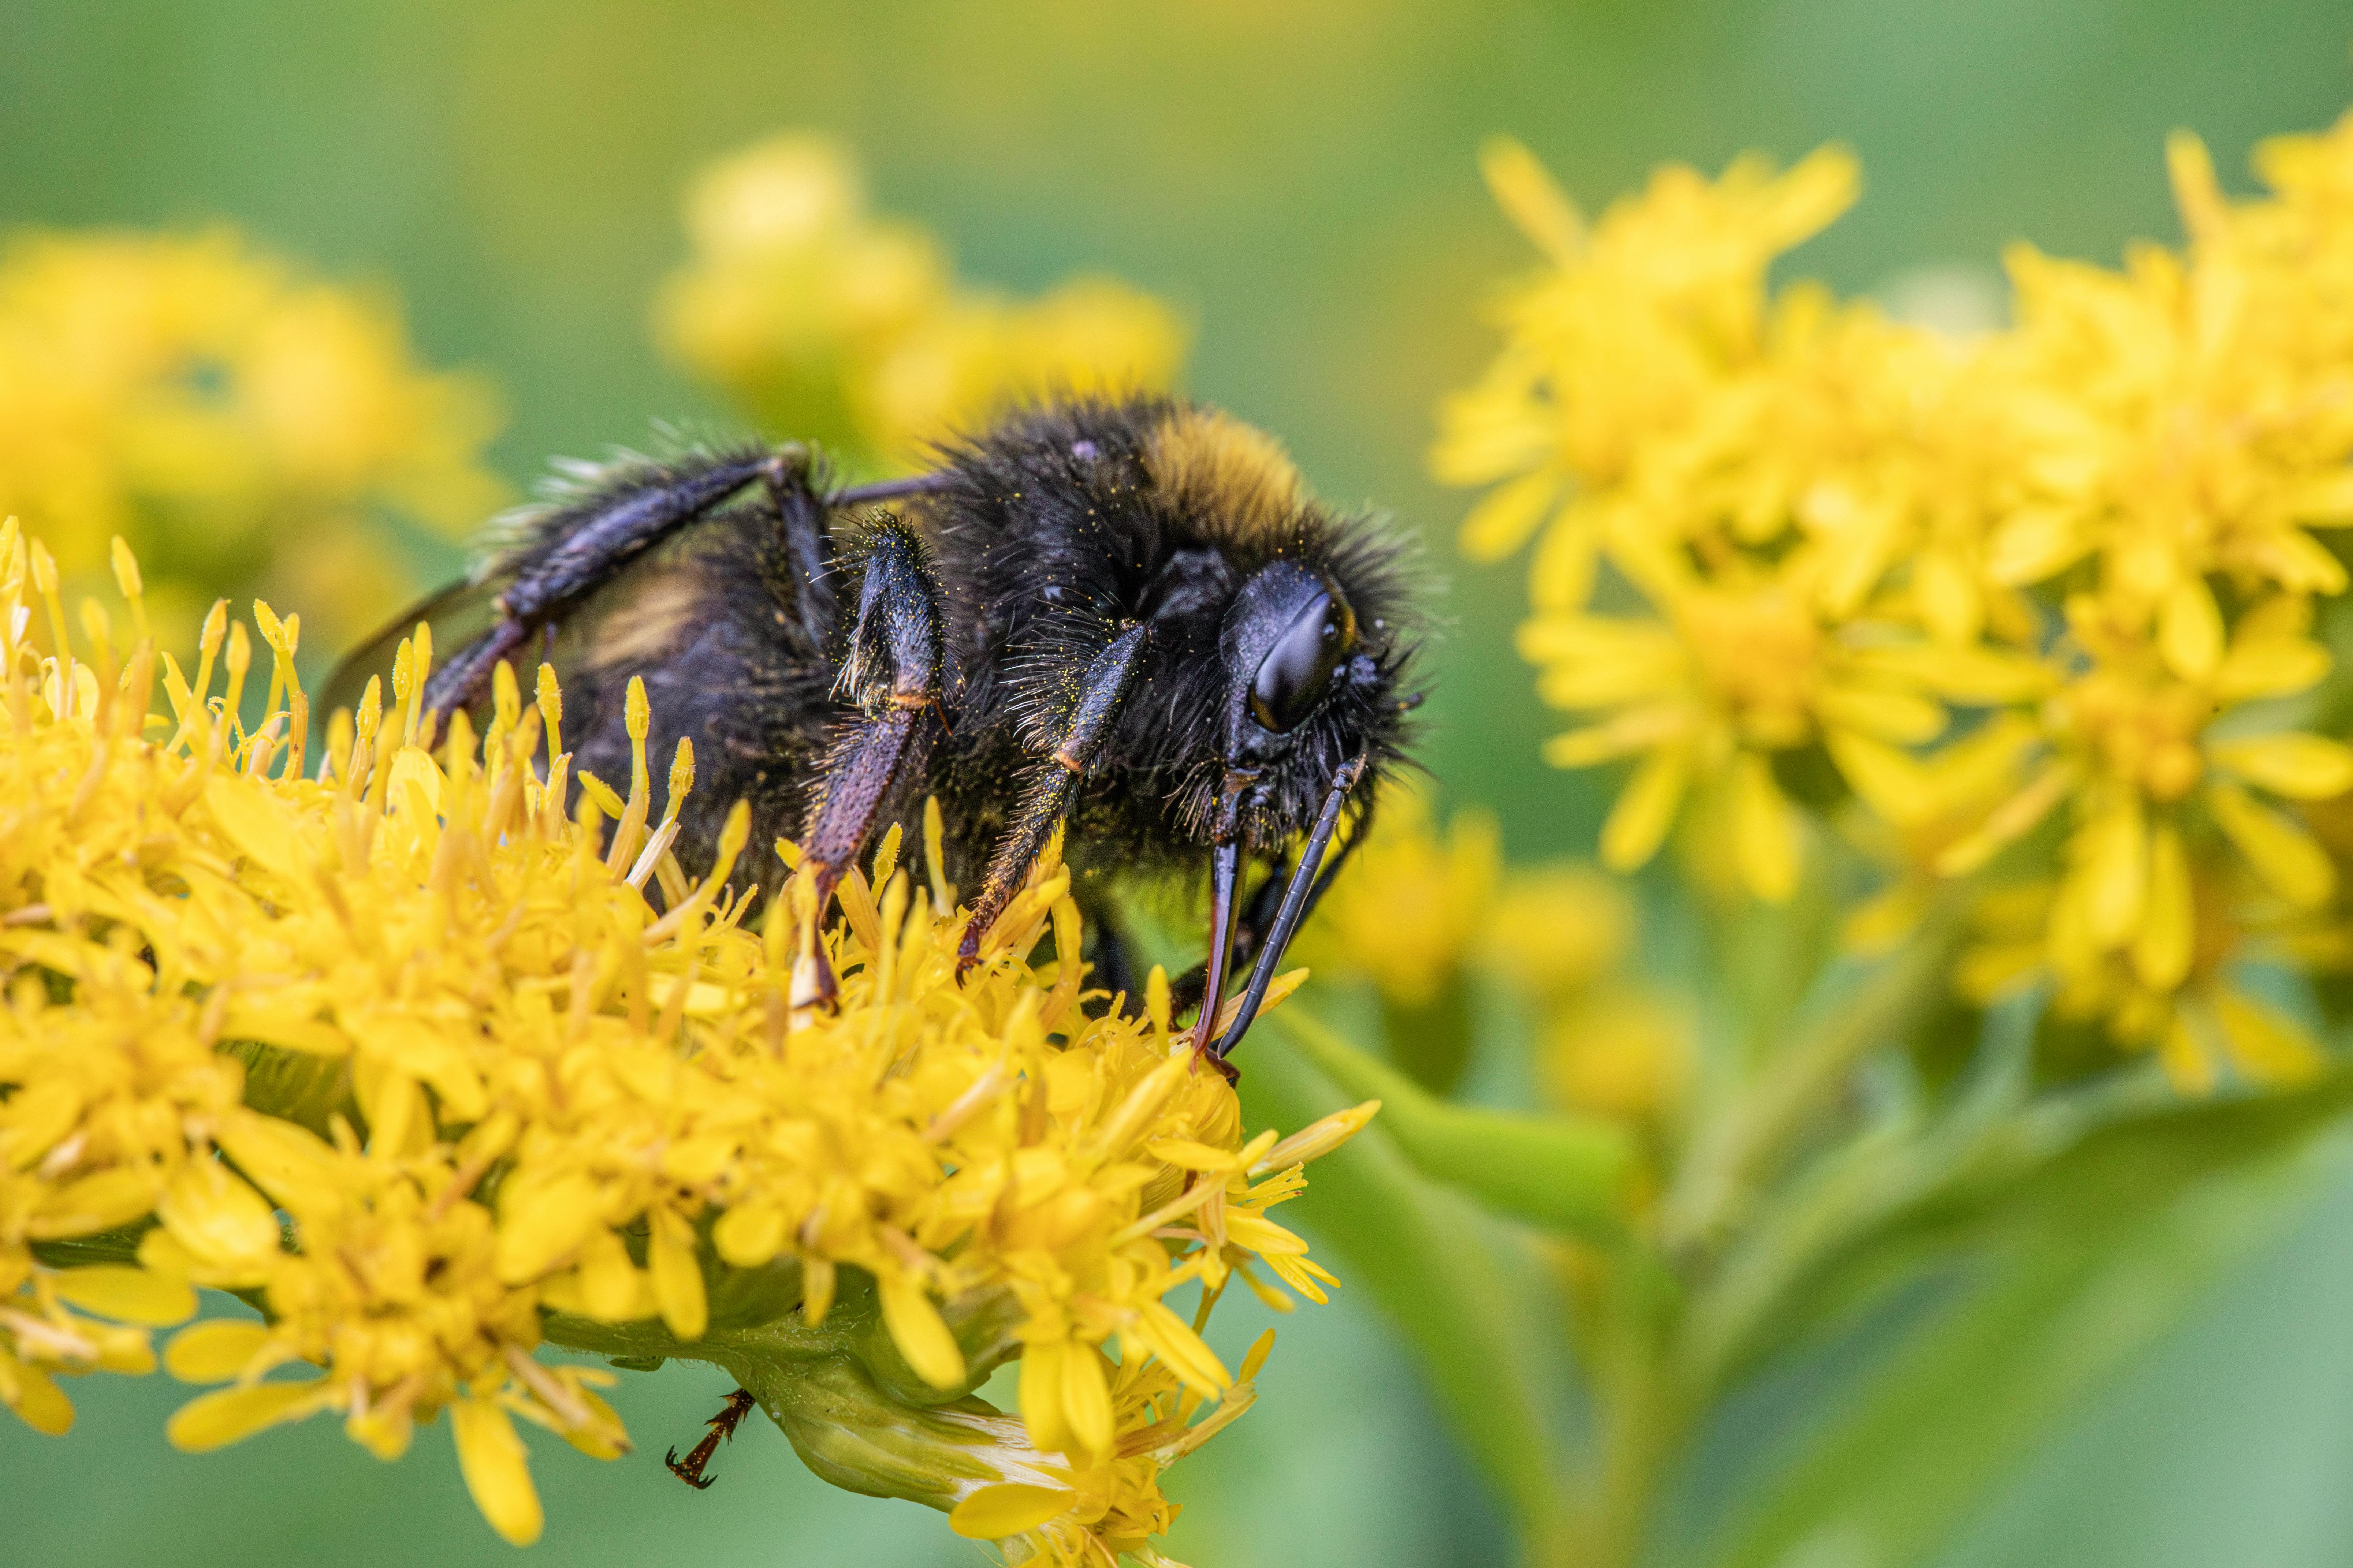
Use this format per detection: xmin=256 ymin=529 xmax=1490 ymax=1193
xmin=7 ymin=1 xmax=2353 ymax=1562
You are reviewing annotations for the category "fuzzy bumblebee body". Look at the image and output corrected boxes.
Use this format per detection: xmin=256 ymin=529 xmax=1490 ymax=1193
xmin=343 ymin=397 xmax=1423 ymax=1062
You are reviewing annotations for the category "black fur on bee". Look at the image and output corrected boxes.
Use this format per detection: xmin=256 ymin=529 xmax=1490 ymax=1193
xmin=332 ymin=397 xmax=1428 ymax=1068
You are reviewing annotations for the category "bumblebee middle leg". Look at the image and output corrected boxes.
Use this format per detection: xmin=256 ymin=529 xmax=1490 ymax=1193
xmin=797 ymin=518 xmax=950 ymax=1000
xmin=956 ymin=623 xmax=1150 ymax=972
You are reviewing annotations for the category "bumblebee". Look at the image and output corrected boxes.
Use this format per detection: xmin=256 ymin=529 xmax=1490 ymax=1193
xmin=339 ymin=397 xmax=1424 ymax=1072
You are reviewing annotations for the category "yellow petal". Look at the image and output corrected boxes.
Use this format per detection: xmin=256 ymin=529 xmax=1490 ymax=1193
xmin=1541 ymin=707 xmax=1687 ymax=768
xmin=2160 ymin=1013 xmax=2216 ymax=1096
xmin=156 ymin=1160 xmax=281 ymax=1280
xmin=1913 ymin=549 xmax=1983 ymax=645
xmin=2212 ymin=635 xmax=2330 ymax=702
xmin=575 ymin=1229 xmax=652 ymax=1323
xmin=1 ymin=1355 xmax=74 ymax=1435
xmin=1853 ymin=644 xmax=2055 ymax=705
xmin=1824 ymin=730 xmax=1931 ymax=826
xmin=452 ymin=1395 xmax=544 ymax=1547
xmin=1061 ymin=1343 xmax=1115 ymax=1458
xmin=31 ymin=1168 xmax=162 ymax=1238
xmin=1529 ymin=507 xmax=1600 ymax=613
xmin=2130 ymin=823 xmax=2194 ymax=992
xmin=879 ymin=1274 xmax=965 ymax=1391
xmin=1597 ymin=748 xmax=1689 ymax=873
xmin=1144 ymin=1139 xmax=1244 ymax=1172
xmin=2208 ymin=734 xmax=2353 ymax=800
xmin=950 ymin=1482 xmax=1079 ymax=1541
xmin=649 ymin=1209 xmax=708 ymax=1343
xmin=2077 ymin=795 xmax=2147 ymax=949
xmin=216 ymin=1112 xmax=347 ymax=1216
xmin=2157 ymin=576 xmax=2224 ymax=681
xmin=494 ymin=1173 xmax=601 ymax=1284
xmin=1239 ymin=1326 xmax=1277 ymax=1384
xmin=49 ymin=1265 xmax=197 ymax=1327
xmin=1122 ymin=1299 xmax=1230 ymax=1395
xmin=164 ymin=1319 xmax=274 ymax=1383
xmin=167 ymin=1379 xmax=324 ymax=1451
xmin=1459 ymin=471 xmax=1559 ymax=562
xmin=2214 ymin=990 xmax=2324 ymax=1086
xmin=1477 ymin=135 xmax=1586 ymax=264
xmin=1936 ymin=761 xmax=2073 ymax=876
xmin=710 ymin=1203 xmax=788 ymax=1269
xmin=1814 ymin=686 xmax=1945 ymax=745
xmin=557 ymin=1388 xmax=631 ymax=1461
xmin=1019 ymin=1338 xmax=1071 ymax=1455
xmin=1731 ymin=753 xmax=1801 ymax=904
xmin=1985 ymin=505 xmax=2094 ymax=584
xmin=2208 ymin=781 xmax=2335 ymax=907
xmin=1248 ymin=1100 xmax=1381 ymax=1175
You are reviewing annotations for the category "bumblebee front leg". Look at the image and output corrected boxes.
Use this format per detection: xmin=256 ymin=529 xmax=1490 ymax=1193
xmin=957 ymin=624 xmax=1150 ymax=973
xmin=798 ymin=519 xmax=949 ymax=997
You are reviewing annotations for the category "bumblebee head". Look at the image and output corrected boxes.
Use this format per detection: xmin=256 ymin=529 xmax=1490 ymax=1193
xmin=1133 ymin=405 xmax=1419 ymax=836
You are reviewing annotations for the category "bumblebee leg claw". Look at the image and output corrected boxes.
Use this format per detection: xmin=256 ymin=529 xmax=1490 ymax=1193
xmin=666 ymin=1387 xmax=757 ymax=1491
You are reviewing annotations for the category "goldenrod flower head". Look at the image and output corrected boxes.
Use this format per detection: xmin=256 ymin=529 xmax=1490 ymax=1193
xmin=0 ymin=228 xmax=505 ymax=643
xmin=656 ymin=133 xmax=1189 ymax=468
xmin=1445 ymin=103 xmax=2353 ymax=1068
xmin=0 ymin=525 xmax=1369 ymax=1560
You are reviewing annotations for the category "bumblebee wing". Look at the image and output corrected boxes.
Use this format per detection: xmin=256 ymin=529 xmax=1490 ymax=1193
xmin=319 ymin=575 xmax=506 ymax=720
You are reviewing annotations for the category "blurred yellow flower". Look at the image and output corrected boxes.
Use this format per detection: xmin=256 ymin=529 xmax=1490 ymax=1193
xmin=0 ymin=524 xmax=1367 ymax=1563
xmin=1482 ymin=862 xmax=1632 ymax=1000
xmin=1537 ymin=985 xmax=1691 ymax=1123
xmin=656 ymin=133 xmax=1188 ymax=469
xmin=0 ymin=227 xmax=505 ymax=644
xmin=1299 ymin=785 xmax=1500 ymax=1010
xmin=1446 ymin=103 xmax=2353 ymax=1076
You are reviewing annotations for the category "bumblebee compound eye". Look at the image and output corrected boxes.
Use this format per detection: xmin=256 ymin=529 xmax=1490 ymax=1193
xmin=1249 ymin=589 xmax=1357 ymax=733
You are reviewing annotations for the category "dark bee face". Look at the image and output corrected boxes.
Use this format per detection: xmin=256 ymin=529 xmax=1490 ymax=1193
xmin=1248 ymin=587 xmax=1358 ymax=733
xmin=1220 ymin=562 xmax=1361 ymax=768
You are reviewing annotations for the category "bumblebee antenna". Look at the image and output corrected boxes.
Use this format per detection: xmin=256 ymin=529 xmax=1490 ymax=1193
xmin=1208 ymin=752 xmax=1367 ymax=1064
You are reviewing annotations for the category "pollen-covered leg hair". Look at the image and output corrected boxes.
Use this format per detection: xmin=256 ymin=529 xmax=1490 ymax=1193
xmin=958 ymin=623 xmax=1150 ymax=972
xmin=421 ymin=443 xmax=800 ymax=720
xmin=799 ymin=516 xmax=950 ymax=1000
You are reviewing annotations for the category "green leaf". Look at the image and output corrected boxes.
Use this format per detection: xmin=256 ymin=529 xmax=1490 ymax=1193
xmin=1690 ymin=1090 xmax=2348 ymax=1568
xmin=1246 ymin=1012 xmax=1579 ymax=1565
xmin=1275 ymin=1008 xmax=1635 ymax=1238
xmin=1692 ymin=1063 xmax=2353 ymax=1388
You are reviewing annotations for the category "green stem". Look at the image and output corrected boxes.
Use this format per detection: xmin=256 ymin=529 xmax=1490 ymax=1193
xmin=1661 ymin=904 xmax=1963 ymax=1256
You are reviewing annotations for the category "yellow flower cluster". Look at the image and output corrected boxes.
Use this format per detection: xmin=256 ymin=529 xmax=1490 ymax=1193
xmin=0 ymin=523 xmax=1369 ymax=1562
xmin=1303 ymin=787 xmax=1689 ymax=1121
xmin=0 ymin=228 xmax=505 ymax=645
xmin=1441 ymin=109 xmax=2353 ymax=1087
xmin=654 ymin=133 xmax=1189 ymax=470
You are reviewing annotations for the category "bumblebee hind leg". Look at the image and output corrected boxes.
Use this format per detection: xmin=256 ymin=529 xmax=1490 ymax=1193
xmin=422 ymin=445 xmax=814 ymax=722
